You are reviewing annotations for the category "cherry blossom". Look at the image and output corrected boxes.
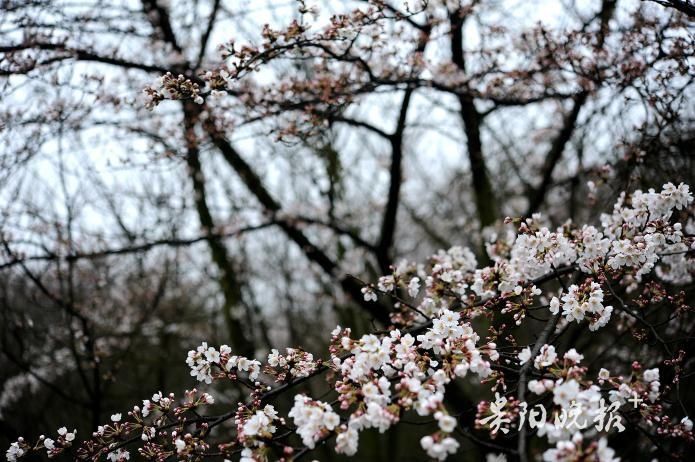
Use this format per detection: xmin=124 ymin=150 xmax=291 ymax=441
xmin=4 ymin=181 xmax=694 ymax=461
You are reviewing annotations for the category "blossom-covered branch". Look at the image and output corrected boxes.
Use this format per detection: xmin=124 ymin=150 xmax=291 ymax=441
xmin=7 ymin=182 xmax=694 ymax=461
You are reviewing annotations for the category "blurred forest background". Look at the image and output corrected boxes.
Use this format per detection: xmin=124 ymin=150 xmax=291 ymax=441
xmin=0 ymin=0 xmax=693 ymax=459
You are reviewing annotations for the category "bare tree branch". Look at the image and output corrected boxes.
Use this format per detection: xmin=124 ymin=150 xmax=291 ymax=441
xmin=645 ymin=0 xmax=695 ymax=17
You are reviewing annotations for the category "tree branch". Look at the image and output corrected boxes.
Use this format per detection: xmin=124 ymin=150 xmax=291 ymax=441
xmin=196 ymin=0 xmax=221 ymax=68
xmin=204 ymin=118 xmax=392 ymax=324
xmin=141 ymin=0 xmax=182 ymax=53
xmin=183 ymin=102 xmax=253 ymax=356
xmin=645 ymin=0 xmax=695 ymax=17
xmin=450 ymin=10 xmax=498 ymax=231
xmin=525 ymin=0 xmax=615 ymax=216
xmin=525 ymin=92 xmax=587 ymax=216
xmin=376 ymin=87 xmax=414 ymax=273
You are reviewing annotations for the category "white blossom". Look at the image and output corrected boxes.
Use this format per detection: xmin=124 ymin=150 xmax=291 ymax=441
xmin=643 ymin=368 xmax=659 ymax=383
xmin=408 ymin=277 xmax=421 ymax=297
xmin=420 ymin=435 xmax=460 ymax=461
xmin=288 ymin=395 xmax=341 ymax=449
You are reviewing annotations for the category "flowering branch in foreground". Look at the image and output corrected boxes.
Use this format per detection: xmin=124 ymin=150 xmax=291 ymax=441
xmin=6 ymin=182 xmax=695 ymax=461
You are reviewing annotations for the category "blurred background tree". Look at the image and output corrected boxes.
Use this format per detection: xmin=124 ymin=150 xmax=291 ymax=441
xmin=0 ymin=0 xmax=693 ymax=459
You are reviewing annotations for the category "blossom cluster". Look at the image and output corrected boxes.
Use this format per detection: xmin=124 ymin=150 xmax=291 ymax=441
xmin=186 ymin=342 xmax=261 ymax=384
xmin=143 ymin=72 xmax=203 ymax=110
xmin=265 ymin=347 xmax=319 ymax=381
xmin=550 ymin=281 xmax=613 ymax=331
xmin=5 ymin=183 xmax=694 ymax=461
xmin=368 ymin=184 xmax=692 ymax=337
xmin=288 ymin=395 xmax=341 ymax=449
xmin=601 ymin=183 xmax=692 ymax=284
xmin=6 ymin=426 xmax=77 ymax=461
xmin=235 ymin=402 xmax=281 ymax=460
xmin=543 ymin=435 xmax=618 ymax=462
xmin=325 ymin=308 xmax=494 ymax=460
